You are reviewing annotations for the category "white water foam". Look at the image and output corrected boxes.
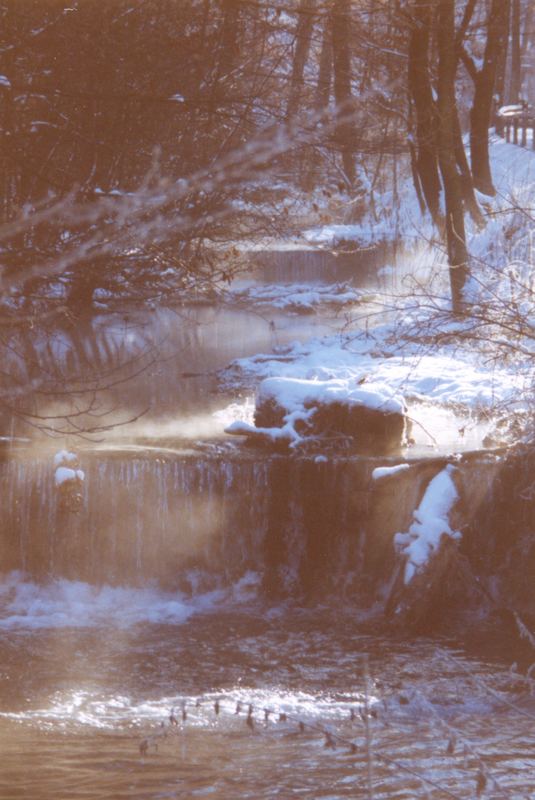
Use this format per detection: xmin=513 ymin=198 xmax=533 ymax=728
xmin=0 ymin=571 xmax=234 ymax=630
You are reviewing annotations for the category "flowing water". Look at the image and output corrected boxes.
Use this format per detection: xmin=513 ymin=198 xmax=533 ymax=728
xmin=2 ymin=600 xmax=535 ymax=800
xmin=1 ymin=246 xmax=534 ymax=799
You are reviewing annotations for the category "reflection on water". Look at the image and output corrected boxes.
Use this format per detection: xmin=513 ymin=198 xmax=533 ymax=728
xmin=0 ymin=246 xmax=528 ymax=799
xmin=1 ymin=609 xmax=535 ymax=799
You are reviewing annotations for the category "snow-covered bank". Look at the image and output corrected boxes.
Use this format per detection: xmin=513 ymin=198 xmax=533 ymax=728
xmin=222 ymin=337 xmax=526 ymax=412
xmin=303 ymin=135 xmax=535 ymax=260
xmin=225 ymin=282 xmax=368 ymax=314
xmin=221 ymin=137 xmax=534 ymax=451
xmin=220 ymin=327 xmax=529 ymax=451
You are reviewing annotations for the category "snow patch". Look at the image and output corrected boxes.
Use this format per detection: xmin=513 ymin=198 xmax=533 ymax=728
xmin=223 ymin=338 xmax=526 ymax=412
xmin=394 ymin=465 xmax=461 ymax=584
xmin=54 ymin=466 xmax=85 ymax=487
xmin=227 ymin=282 xmax=365 ymax=313
xmin=259 ymin=376 xmax=405 ymax=416
xmin=303 ymin=225 xmax=365 ymax=246
xmin=372 ymin=463 xmax=410 ymax=480
xmin=54 ymin=450 xmax=78 ymax=467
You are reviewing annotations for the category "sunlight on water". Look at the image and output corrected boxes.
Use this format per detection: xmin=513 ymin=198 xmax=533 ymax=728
xmin=407 ymin=402 xmax=495 ymax=454
xmin=1 ymin=611 xmax=534 ymax=799
xmin=0 ymin=686 xmax=374 ymax=732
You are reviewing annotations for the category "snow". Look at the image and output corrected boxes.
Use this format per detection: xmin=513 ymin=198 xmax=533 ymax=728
xmin=54 ymin=450 xmax=83 ymax=486
xmin=225 ymin=418 xmax=297 ymax=444
xmin=303 ymin=225 xmax=365 ymax=247
xmin=259 ymin=376 xmax=405 ymax=415
xmin=54 ymin=450 xmax=78 ymax=467
xmin=227 ymin=282 xmax=365 ymax=313
xmin=222 ymin=336 xmax=527 ymax=415
xmin=497 ymin=104 xmax=528 ymax=117
xmin=55 ymin=466 xmax=84 ymax=486
xmin=223 ymin=135 xmax=535 ymax=442
xmin=0 ymin=75 xmax=11 ymax=88
xmin=372 ymin=464 xmax=410 ymax=480
xmin=225 ymin=376 xmax=405 ymax=446
xmin=301 ymin=135 xmax=535 ymax=272
xmin=393 ymin=465 xmax=461 ymax=584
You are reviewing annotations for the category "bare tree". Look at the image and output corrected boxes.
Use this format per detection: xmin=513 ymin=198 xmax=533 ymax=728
xmin=460 ymin=0 xmax=509 ymax=195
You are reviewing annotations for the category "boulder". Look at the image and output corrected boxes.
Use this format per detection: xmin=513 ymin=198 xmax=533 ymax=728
xmin=248 ymin=376 xmax=409 ymax=454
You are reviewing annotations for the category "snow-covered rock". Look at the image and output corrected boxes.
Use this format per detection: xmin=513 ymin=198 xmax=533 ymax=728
xmin=393 ymin=464 xmax=461 ymax=584
xmin=54 ymin=450 xmax=78 ymax=468
xmin=54 ymin=466 xmax=85 ymax=487
xmin=226 ymin=375 xmax=408 ymax=453
xmin=54 ymin=450 xmax=84 ymax=488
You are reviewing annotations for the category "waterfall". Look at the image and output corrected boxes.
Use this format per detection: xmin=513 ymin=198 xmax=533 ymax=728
xmin=1 ymin=452 xmax=383 ymax=595
xmin=2 ymin=448 xmax=529 ymax=618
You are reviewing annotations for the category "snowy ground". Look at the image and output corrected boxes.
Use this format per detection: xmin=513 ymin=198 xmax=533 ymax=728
xmin=219 ymin=137 xmax=534 ymax=451
xmin=303 ymin=133 xmax=535 ymax=260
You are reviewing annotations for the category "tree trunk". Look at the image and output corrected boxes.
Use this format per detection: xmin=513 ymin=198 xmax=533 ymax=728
xmin=437 ymin=0 xmax=469 ymax=313
xmin=452 ymin=104 xmax=483 ymax=226
xmin=469 ymin=0 xmax=509 ymax=195
xmin=286 ymin=0 xmax=316 ymax=120
xmin=315 ymin=11 xmax=332 ymax=111
xmin=510 ymin=0 xmax=521 ymax=103
xmin=331 ymin=0 xmax=355 ymax=186
xmin=494 ymin=0 xmax=510 ymax=134
xmin=407 ymin=1 xmax=442 ymax=226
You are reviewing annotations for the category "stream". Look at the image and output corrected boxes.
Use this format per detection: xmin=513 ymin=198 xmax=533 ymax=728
xmin=1 ymin=245 xmax=534 ymax=799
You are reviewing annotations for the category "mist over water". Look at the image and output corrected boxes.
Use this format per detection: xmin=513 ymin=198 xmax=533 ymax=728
xmin=1 ymin=247 xmax=533 ymax=799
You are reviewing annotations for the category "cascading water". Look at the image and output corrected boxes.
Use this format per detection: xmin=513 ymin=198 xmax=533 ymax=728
xmin=0 ymin=447 xmax=514 ymax=615
xmin=0 ymin=451 xmax=381 ymax=596
xmin=1 ymin=248 xmax=535 ymax=800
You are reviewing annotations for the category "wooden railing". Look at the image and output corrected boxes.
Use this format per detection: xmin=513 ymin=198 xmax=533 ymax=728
xmin=495 ymin=105 xmax=535 ymax=149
